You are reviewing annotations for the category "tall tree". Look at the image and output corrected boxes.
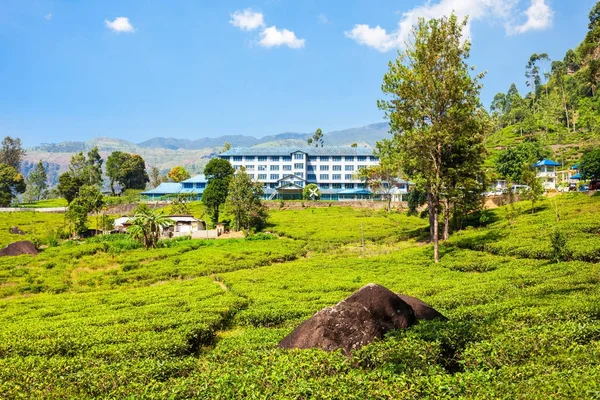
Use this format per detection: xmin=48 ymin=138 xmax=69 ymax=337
xmin=106 ymin=151 xmax=129 ymax=195
xmin=67 ymin=185 xmax=104 ymax=235
xmin=0 ymin=136 xmax=26 ymax=170
xmin=202 ymin=158 xmax=235 ymax=224
xmin=358 ymin=139 xmax=401 ymax=212
xmin=580 ymin=148 xmax=600 ymax=180
xmin=120 ymin=155 xmax=149 ymax=190
xmin=168 ymin=166 xmax=191 ymax=182
xmin=307 ymin=128 xmax=324 ymax=147
xmin=226 ymin=167 xmax=267 ymax=231
xmin=25 ymin=160 xmax=48 ymax=202
xmin=0 ymin=163 xmax=26 ymax=206
xmin=149 ymin=165 xmax=168 ymax=188
xmin=86 ymin=147 xmax=103 ymax=186
xmin=377 ymin=14 xmax=486 ymax=262
xmin=128 ymin=208 xmax=173 ymax=249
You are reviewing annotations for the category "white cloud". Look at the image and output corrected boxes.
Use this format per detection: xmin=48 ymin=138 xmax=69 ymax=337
xmin=318 ymin=13 xmax=329 ymax=24
xmin=230 ymin=9 xmax=265 ymax=31
xmin=259 ymin=26 xmax=305 ymax=49
xmin=345 ymin=0 xmax=554 ymax=52
xmin=509 ymin=0 xmax=553 ymax=34
xmin=105 ymin=17 xmax=135 ymax=33
xmin=44 ymin=13 xmax=52 ymax=21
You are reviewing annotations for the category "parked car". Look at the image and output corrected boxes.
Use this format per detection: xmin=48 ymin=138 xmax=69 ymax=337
xmin=590 ymin=180 xmax=600 ymax=191
xmin=579 ymin=184 xmax=589 ymax=192
xmin=568 ymin=183 xmax=578 ymax=192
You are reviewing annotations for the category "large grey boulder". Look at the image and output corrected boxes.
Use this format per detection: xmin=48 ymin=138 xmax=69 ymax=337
xmin=278 ymin=284 xmax=418 ymax=354
xmin=397 ymin=294 xmax=447 ymax=321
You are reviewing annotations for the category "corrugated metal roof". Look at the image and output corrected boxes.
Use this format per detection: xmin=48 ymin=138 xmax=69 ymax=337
xmin=141 ymin=182 xmax=182 ymax=195
xmin=534 ymin=159 xmax=561 ymax=167
xmin=220 ymin=146 xmax=376 ymax=157
xmin=181 ymin=174 xmax=207 ymax=183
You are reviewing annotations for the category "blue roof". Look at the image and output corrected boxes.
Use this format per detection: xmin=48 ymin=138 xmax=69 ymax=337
xmin=571 ymin=173 xmax=581 ymax=179
xmin=181 ymin=174 xmax=207 ymax=183
xmin=534 ymin=159 xmax=561 ymax=167
xmin=220 ymin=146 xmax=376 ymax=157
xmin=141 ymin=182 xmax=182 ymax=195
xmin=338 ymin=189 xmax=373 ymax=195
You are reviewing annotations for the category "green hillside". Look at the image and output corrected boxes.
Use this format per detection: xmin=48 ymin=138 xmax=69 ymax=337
xmin=486 ymin=4 xmax=600 ymax=167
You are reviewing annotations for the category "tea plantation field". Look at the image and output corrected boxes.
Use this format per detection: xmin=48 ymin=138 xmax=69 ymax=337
xmin=1 ymin=195 xmax=600 ymax=398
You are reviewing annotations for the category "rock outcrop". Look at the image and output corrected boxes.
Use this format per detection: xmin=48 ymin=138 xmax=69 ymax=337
xmin=397 ymin=294 xmax=447 ymax=321
xmin=0 ymin=241 xmax=38 ymax=257
xmin=279 ymin=284 xmax=418 ymax=354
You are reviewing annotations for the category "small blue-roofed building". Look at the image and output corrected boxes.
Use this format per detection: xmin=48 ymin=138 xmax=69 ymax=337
xmin=141 ymin=175 xmax=208 ymax=201
xmin=534 ymin=159 xmax=561 ymax=190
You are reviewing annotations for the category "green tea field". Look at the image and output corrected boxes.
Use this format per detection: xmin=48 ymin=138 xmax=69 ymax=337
xmin=1 ymin=195 xmax=600 ymax=398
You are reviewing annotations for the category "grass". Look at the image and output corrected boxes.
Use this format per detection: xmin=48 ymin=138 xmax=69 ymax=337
xmin=16 ymin=198 xmax=68 ymax=208
xmin=0 ymin=195 xmax=599 ymax=398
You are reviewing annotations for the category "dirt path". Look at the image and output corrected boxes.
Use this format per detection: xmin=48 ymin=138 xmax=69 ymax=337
xmin=210 ymin=274 xmax=228 ymax=292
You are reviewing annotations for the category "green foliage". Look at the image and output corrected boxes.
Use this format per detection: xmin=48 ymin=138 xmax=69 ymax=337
xmin=495 ymin=141 xmax=551 ymax=181
xmin=550 ymin=228 xmax=569 ymax=263
xmin=24 ymin=160 xmax=48 ymax=202
xmin=202 ymin=158 xmax=235 ymax=224
xmin=127 ymin=208 xmax=173 ymax=249
xmin=0 ymin=163 xmax=26 ymax=206
xmin=0 ymin=136 xmax=26 ymax=169
xmin=307 ymin=128 xmax=324 ymax=147
xmin=226 ymin=167 xmax=267 ymax=231
xmin=580 ymin=147 xmax=600 ymax=179
xmin=168 ymin=166 xmax=191 ymax=182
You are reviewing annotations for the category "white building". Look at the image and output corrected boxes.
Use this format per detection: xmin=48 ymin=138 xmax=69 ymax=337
xmin=534 ymin=159 xmax=561 ymax=190
xmin=219 ymin=146 xmax=410 ymax=200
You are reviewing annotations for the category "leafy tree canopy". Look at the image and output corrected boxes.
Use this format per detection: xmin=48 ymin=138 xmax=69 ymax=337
xmin=168 ymin=166 xmax=191 ymax=182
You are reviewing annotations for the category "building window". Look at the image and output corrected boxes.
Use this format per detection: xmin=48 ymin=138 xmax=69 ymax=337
xmin=345 ymin=156 xmax=354 ymax=162
xmin=283 ymin=165 xmax=292 ymax=171
xmin=370 ymin=156 xmax=378 ymax=162
xmin=332 ymin=183 xmax=342 ymax=189
xmin=295 ymin=172 xmax=303 ymax=178
xmin=357 ymin=156 xmax=367 ymax=161
xmin=332 ymin=156 xmax=341 ymax=162
xmin=320 ymin=174 xmax=329 ymax=180
xmin=270 ymin=156 xmax=280 ymax=161
xmin=345 ymin=174 xmax=353 ymax=180
xmin=307 ymin=165 xmax=315 ymax=171
xmin=258 ymin=156 xmax=267 ymax=161
xmin=345 ymin=165 xmax=355 ymax=171
xmin=245 ymin=156 xmax=255 ymax=161
xmin=320 ymin=156 xmax=329 ymax=162
xmin=270 ymin=183 xmax=278 ymax=188
xmin=258 ymin=174 xmax=267 ymax=180
xmin=293 ymin=153 xmax=304 ymax=160
xmin=345 ymin=183 xmax=355 ymax=189
xmin=332 ymin=174 xmax=341 ymax=180
xmin=320 ymin=165 xmax=329 ymax=171
xmin=248 ymin=174 xmax=254 ymax=179
xmin=270 ymin=174 xmax=279 ymax=180
xmin=196 ymin=183 xmax=206 ymax=189
xmin=270 ymin=165 xmax=279 ymax=171
xmin=183 ymin=183 xmax=193 ymax=189
xmin=258 ymin=165 xmax=267 ymax=171
xmin=332 ymin=165 xmax=342 ymax=171
xmin=307 ymin=174 xmax=317 ymax=181
xmin=319 ymin=183 xmax=330 ymax=189
xmin=283 ymin=156 xmax=291 ymax=162
xmin=358 ymin=183 xmax=366 ymax=189
xmin=233 ymin=156 xmax=242 ymax=162
xmin=308 ymin=156 xmax=318 ymax=161
xmin=294 ymin=163 xmax=304 ymax=169
xmin=245 ymin=165 xmax=255 ymax=170
xmin=234 ymin=165 xmax=242 ymax=170
xmin=294 ymin=181 xmax=304 ymax=187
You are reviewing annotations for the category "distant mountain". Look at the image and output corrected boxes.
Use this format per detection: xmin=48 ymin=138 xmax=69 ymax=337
xmin=136 ymin=123 xmax=389 ymax=150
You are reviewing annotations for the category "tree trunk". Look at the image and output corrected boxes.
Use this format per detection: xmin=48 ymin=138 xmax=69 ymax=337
xmin=433 ymin=201 xmax=439 ymax=263
xmin=427 ymin=191 xmax=434 ymax=242
xmin=442 ymin=198 xmax=450 ymax=241
xmin=560 ymin=82 xmax=570 ymax=130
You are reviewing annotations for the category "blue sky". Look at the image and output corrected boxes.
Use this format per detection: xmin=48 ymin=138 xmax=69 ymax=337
xmin=0 ymin=0 xmax=596 ymax=146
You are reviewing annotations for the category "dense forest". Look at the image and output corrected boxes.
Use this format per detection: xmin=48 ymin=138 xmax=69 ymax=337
xmin=487 ymin=2 xmax=600 ymax=166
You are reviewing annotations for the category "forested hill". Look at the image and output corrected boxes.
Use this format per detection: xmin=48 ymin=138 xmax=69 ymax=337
xmin=486 ymin=1 xmax=600 ymax=166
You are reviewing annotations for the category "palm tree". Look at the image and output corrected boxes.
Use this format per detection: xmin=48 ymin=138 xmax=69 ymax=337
xmin=127 ymin=208 xmax=173 ymax=248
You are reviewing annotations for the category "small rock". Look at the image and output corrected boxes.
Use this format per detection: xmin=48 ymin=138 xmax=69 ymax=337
xmin=9 ymin=226 xmax=24 ymax=235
